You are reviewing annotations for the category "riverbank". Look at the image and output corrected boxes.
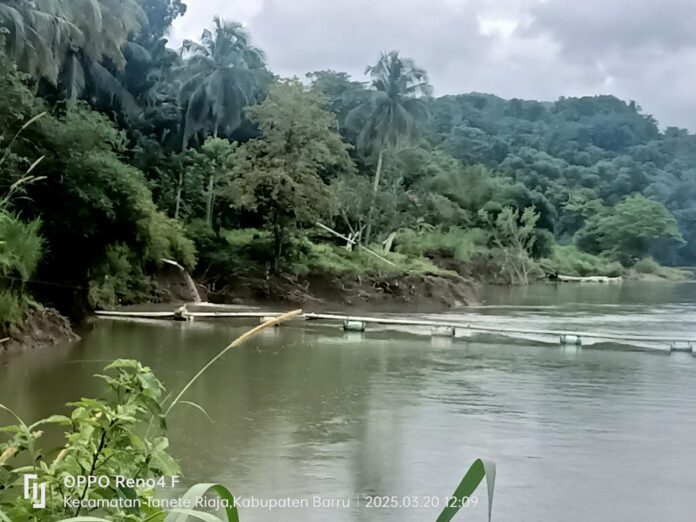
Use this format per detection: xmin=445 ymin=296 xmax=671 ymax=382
xmin=198 ymin=271 xmax=478 ymax=312
xmin=0 ymin=307 xmax=78 ymax=353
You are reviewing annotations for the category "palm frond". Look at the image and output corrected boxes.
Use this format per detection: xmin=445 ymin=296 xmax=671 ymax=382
xmin=60 ymin=51 xmax=85 ymax=101
xmin=0 ymin=3 xmax=26 ymax=57
xmin=87 ymin=58 xmax=139 ymax=116
xmin=123 ymin=41 xmax=151 ymax=64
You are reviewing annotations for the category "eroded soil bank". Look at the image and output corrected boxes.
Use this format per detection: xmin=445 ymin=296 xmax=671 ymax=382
xmin=199 ymin=271 xmax=478 ymax=312
xmin=1 ymin=308 xmax=78 ymax=353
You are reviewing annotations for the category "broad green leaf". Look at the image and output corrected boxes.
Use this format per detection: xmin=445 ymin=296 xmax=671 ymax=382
xmin=151 ymin=449 xmax=180 ymax=476
xmin=29 ymin=415 xmax=72 ymax=430
xmin=436 ymin=459 xmax=496 ymax=522
xmin=58 ymin=518 xmax=111 ymax=521
xmin=104 ymin=359 xmax=141 ymax=371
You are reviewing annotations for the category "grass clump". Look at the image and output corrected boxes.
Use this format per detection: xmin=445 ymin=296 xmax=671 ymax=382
xmin=542 ymin=245 xmax=624 ymax=277
xmin=292 ymin=240 xmax=449 ymax=277
xmin=0 ymin=290 xmax=25 ymax=336
xmin=632 ymin=257 xmax=690 ymax=281
xmin=654 ymin=265 xmax=692 ymax=281
xmin=634 ymin=257 xmax=659 ymax=274
xmin=395 ymin=227 xmax=488 ymax=262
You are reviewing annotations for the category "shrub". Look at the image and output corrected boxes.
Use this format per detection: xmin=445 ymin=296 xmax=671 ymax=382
xmin=395 ymin=227 xmax=488 ymax=262
xmin=634 ymin=257 xmax=659 ymax=274
xmin=293 ymin=239 xmax=448 ymax=276
xmin=88 ymin=244 xmax=154 ymax=308
xmin=543 ymin=245 xmax=624 ymax=277
xmin=0 ymin=290 xmax=24 ymax=335
xmin=0 ymin=212 xmax=42 ymax=283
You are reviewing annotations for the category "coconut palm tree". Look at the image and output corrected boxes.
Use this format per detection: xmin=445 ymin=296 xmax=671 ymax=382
xmin=0 ymin=0 xmax=80 ymax=82
xmin=0 ymin=0 xmax=146 ymax=113
xmin=179 ymin=17 xmax=267 ymax=149
xmin=346 ymin=51 xmax=432 ymax=244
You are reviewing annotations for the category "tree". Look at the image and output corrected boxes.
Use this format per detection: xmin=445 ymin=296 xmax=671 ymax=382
xmin=183 ymin=137 xmax=237 ymax=227
xmin=479 ymin=206 xmax=540 ymax=285
xmin=220 ymin=80 xmax=355 ymax=266
xmin=307 ymin=70 xmax=369 ymax=135
xmin=0 ymin=0 xmax=81 ymax=83
xmin=0 ymin=0 xmax=147 ymax=112
xmin=179 ymin=17 xmax=267 ymax=150
xmin=575 ymin=195 xmax=684 ymax=264
xmin=137 ymin=0 xmax=186 ymax=40
xmin=346 ymin=51 xmax=432 ymax=244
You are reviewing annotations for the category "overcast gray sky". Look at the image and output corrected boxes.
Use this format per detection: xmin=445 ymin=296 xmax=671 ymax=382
xmin=172 ymin=0 xmax=696 ymax=130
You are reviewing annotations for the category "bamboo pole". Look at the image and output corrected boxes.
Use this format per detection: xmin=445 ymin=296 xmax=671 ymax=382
xmin=315 ymin=222 xmax=396 ymax=266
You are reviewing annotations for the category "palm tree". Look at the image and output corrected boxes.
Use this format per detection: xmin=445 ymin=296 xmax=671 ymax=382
xmin=0 ymin=0 xmax=146 ymax=112
xmin=347 ymin=51 xmax=432 ymax=244
xmin=179 ymin=17 xmax=267 ymax=149
xmin=0 ymin=0 xmax=80 ymax=82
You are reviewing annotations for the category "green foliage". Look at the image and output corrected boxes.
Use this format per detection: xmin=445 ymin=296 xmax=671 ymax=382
xmin=179 ymin=17 xmax=268 ymax=148
xmin=436 ymin=458 xmax=495 ymax=522
xmin=0 ymin=289 xmax=25 ymax=334
xmin=180 ymin=137 xmax=238 ymax=225
xmin=479 ymin=206 xmax=541 ymax=284
xmin=307 ymin=70 xmax=370 ymax=139
xmin=221 ymin=80 xmax=355 ymax=264
xmin=0 ymin=360 xmax=178 ymax=520
xmin=575 ymin=195 xmax=684 ymax=264
xmin=138 ymin=0 xmax=187 ymax=39
xmin=345 ymin=51 xmax=432 ymax=244
xmin=1 ymin=0 xmax=696 ymax=319
xmin=634 ymin=257 xmax=659 ymax=274
xmin=292 ymin=240 xmax=447 ymax=277
xmin=427 ymin=93 xmax=696 ymax=264
xmin=16 ymin=103 xmax=194 ymax=297
xmin=347 ymin=51 xmax=432 ymax=154
xmin=542 ymin=245 xmax=624 ymax=277
xmin=0 ymin=211 xmax=42 ymax=283
xmin=395 ymin=227 xmax=488 ymax=262
xmin=0 ymin=0 xmax=146 ymax=111
xmin=631 ymin=257 xmax=690 ymax=281
xmin=87 ymin=244 xmax=153 ymax=309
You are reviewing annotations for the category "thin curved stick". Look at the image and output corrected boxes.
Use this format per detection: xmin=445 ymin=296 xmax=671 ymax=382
xmin=165 ymin=309 xmax=303 ymax=416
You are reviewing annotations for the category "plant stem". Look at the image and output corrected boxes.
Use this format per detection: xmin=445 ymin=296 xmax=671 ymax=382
xmin=74 ymin=428 xmax=108 ymax=516
xmin=164 ymin=309 xmax=303 ymax=417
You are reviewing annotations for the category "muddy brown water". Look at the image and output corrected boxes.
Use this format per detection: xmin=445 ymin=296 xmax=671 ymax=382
xmin=1 ymin=282 xmax=695 ymax=521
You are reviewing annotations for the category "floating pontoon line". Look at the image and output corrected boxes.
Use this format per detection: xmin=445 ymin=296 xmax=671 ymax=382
xmin=304 ymin=313 xmax=696 ymax=344
xmin=95 ymin=310 xmax=178 ymax=318
xmin=94 ymin=309 xmax=696 ymax=345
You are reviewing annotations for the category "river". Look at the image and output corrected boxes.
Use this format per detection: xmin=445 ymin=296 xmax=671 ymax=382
xmin=1 ymin=281 xmax=695 ymax=521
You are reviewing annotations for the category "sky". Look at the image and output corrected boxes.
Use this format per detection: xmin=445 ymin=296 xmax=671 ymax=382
xmin=172 ymin=0 xmax=696 ymax=130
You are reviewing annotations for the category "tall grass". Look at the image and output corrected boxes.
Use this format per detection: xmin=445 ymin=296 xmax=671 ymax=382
xmin=395 ymin=227 xmax=488 ymax=262
xmin=542 ymin=245 xmax=623 ymax=277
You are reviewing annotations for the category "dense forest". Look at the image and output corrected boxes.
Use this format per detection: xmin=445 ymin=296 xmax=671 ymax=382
xmin=0 ymin=0 xmax=693 ymax=336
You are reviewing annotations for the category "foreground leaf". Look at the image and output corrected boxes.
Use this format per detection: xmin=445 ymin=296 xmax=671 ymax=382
xmin=436 ymin=458 xmax=496 ymax=522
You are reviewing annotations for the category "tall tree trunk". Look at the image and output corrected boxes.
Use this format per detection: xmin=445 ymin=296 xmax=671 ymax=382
xmin=205 ymin=175 xmax=215 ymax=228
xmin=272 ymin=211 xmax=283 ymax=272
xmin=364 ymin=149 xmax=384 ymax=246
xmin=174 ymin=170 xmax=184 ymax=220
